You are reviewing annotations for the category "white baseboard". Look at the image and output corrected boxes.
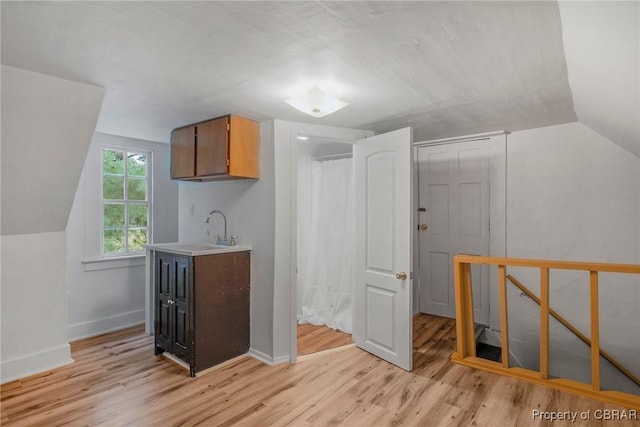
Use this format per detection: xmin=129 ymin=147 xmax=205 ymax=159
xmin=248 ymin=348 xmax=290 ymax=366
xmin=1 ymin=344 xmax=73 ymax=384
xmin=68 ymin=309 xmax=145 ymax=341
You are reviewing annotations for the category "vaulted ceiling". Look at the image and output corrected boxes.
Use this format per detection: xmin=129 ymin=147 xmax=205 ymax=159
xmin=1 ymin=1 xmax=638 ymax=156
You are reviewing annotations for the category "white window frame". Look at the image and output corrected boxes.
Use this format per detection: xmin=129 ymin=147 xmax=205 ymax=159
xmin=100 ymin=145 xmax=153 ymax=258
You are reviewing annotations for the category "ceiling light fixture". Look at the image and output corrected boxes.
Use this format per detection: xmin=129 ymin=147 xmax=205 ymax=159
xmin=285 ymin=86 xmax=349 ymax=118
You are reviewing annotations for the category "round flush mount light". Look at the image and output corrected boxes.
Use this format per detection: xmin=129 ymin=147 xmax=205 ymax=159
xmin=285 ymin=86 xmax=349 ymax=118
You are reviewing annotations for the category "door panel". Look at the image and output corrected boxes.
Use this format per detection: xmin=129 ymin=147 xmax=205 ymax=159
xmin=365 ymin=152 xmax=395 ymax=272
xmin=365 ymin=285 xmax=396 ymax=352
xmin=174 ymin=257 xmax=189 ymax=302
xmin=428 ymin=251 xmax=450 ymax=304
xmin=157 ymin=253 xmax=172 ymax=297
xmin=157 ymin=300 xmax=172 ymax=348
xmin=418 ymin=140 xmax=490 ymax=325
xmin=174 ymin=305 xmax=189 ymax=357
xmin=354 ymin=127 xmax=413 ymax=371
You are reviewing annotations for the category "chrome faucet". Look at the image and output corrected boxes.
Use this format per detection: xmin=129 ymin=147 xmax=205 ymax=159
xmin=205 ymin=210 xmax=228 ymax=245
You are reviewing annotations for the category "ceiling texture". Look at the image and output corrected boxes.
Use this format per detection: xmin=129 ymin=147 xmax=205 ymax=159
xmin=1 ymin=1 xmax=638 ymax=156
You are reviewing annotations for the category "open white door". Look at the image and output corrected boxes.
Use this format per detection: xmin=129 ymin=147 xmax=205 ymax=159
xmin=353 ymin=127 xmax=413 ymax=371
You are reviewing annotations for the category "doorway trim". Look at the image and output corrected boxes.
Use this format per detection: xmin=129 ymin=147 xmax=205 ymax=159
xmin=413 ymin=131 xmax=507 ymax=331
xmin=273 ymin=120 xmax=373 ymax=364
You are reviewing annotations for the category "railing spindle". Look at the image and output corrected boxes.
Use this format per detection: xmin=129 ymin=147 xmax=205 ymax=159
xmin=498 ymin=265 xmax=509 ymax=368
xmin=590 ymin=270 xmax=600 ymax=391
xmin=463 ymin=263 xmax=476 ymax=357
xmin=540 ymin=268 xmax=550 ymax=379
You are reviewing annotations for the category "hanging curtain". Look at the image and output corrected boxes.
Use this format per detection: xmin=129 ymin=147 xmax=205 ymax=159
xmin=298 ymin=157 xmax=354 ymax=333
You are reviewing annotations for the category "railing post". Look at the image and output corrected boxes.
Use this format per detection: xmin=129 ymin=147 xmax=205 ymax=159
xmin=453 ymin=258 xmax=476 ymax=358
xmin=540 ymin=268 xmax=550 ymax=380
xmin=498 ymin=265 xmax=509 ymax=368
xmin=590 ymin=270 xmax=600 ymax=391
xmin=453 ymin=258 xmax=467 ymax=358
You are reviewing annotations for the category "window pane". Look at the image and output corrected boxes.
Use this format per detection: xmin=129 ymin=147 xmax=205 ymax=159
xmin=103 ymin=150 xmax=124 ymax=174
xmin=104 ymin=203 xmax=125 ymax=227
xmin=129 ymin=204 xmax=148 ymax=227
xmin=104 ymin=229 xmax=125 ymax=254
xmin=127 ymin=153 xmax=147 ymax=177
xmin=128 ymin=228 xmax=147 ymax=252
xmin=103 ymin=175 xmax=124 ymax=199
xmin=127 ymin=177 xmax=147 ymax=200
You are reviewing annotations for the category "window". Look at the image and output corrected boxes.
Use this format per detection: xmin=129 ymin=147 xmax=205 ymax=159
xmin=101 ymin=147 xmax=151 ymax=256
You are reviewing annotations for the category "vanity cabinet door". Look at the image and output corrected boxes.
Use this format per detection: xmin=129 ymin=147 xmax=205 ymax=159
xmin=172 ymin=256 xmax=191 ymax=359
xmin=154 ymin=252 xmax=192 ymax=362
xmin=155 ymin=252 xmax=174 ymax=353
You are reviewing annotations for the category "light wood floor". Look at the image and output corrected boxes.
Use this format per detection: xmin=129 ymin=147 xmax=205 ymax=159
xmin=297 ymin=323 xmax=353 ymax=356
xmin=1 ymin=314 xmax=632 ymax=426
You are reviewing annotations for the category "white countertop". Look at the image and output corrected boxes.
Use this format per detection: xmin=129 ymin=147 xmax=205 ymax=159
xmin=146 ymin=242 xmax=252 ymax=256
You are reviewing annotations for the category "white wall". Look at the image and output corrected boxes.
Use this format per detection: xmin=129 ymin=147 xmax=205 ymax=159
xmin=1 ymin=66 xmax=105 ymax=383
xmin=178 ymin=121 xmax=276 ymax=361
xmin=66 ymin=133 xmax=178 ymax=341
xmin=503 ymin=122 xmax=640 ymax=392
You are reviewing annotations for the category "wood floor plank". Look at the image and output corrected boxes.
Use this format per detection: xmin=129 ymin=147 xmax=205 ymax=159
xmin=297 ymin=323 xmax=353 ymax=356
xmin=1 ymin=314 xmax=634 ymax=426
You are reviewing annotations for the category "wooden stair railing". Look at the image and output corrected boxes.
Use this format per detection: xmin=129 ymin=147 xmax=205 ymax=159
xmin=451 ymin=255 xmax=640 ymax=410
xmin=507 ymin=273 xmax=640 ymax=388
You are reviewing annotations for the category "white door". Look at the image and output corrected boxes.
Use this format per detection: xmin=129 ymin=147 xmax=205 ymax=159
xmin=418 ymin=140 xmax=490 ymax=325
xmin=353 ymin=127 xmax=413 ymax=371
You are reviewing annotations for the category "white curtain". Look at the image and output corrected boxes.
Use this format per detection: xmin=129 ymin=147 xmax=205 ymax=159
xmin=298 ymin=157 xmax=353 ymax=333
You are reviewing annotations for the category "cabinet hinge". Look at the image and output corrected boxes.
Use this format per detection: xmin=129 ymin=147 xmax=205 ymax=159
xmin=226 ymin=158 xmax=230 ymax=167
xmin=227 ymin=123 xmax=230 ymax=131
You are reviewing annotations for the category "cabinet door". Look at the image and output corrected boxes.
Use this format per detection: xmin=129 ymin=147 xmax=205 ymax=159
xmin=196 ymin=117 xmax=229 ymax=176
xmin=171 ymin=125 xmax=196 ymax=179
xmin=155 ymin=252 xmax=173 ymax=351
xmin=172 ymin=256 xmax=191 ymax=358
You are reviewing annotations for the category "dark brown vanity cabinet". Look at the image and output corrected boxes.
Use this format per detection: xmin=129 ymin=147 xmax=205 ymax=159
xmin=154 ymin=251 xmax=250 ymax=377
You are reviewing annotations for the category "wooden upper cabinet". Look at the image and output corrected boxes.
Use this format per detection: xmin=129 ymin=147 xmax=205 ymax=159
xmin=170 ymin=115 xmax=260 ymax=181
xmin=170 ymin=125 xmax=196 ymax=179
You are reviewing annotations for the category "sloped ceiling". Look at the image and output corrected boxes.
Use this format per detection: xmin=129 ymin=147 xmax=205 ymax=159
xmin=1 ymin=1 xmax=620 ymax=149
xmin=559 ymin=1 xmax=640 ymax=158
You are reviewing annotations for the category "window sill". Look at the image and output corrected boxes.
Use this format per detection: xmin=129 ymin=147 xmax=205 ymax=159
xmin=82 ymin=255 xmax=146 ymax=272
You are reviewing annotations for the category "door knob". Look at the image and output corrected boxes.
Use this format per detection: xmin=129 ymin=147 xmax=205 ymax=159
xmin=420 ymin=224 xmax=428 ymax=231
xmin=395 ymin=271 xmax=407 ymax=280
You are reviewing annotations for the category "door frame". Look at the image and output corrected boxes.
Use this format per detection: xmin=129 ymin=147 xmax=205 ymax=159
xmin=274 ymin=121 xmax=374 ymax=363
xmin=413 ymin=131 xmax=507 ymax=330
